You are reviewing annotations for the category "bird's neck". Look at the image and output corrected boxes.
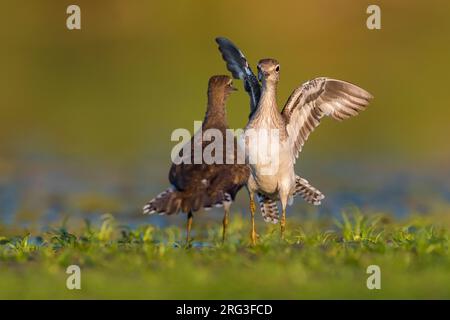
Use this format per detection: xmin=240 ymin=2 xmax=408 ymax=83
xmin=203 ymin=95 xmax=228 ymax=129
xmin=258 ymin=81 xmax=278 ymax=113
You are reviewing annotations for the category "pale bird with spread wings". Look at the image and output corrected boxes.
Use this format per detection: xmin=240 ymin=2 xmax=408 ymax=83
xmin=216 ymin=37 xmax=373 ymax=242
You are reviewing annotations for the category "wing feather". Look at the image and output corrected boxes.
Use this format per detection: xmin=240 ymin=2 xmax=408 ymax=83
xmin=281 ymin=78 xmax=373 ymax=158
xmin=215 ymin=37 xmax=261 ymax=117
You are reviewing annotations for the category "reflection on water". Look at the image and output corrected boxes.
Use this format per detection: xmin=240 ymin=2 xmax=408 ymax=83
xmin=0 ymin=154 xmax=449 ymax=229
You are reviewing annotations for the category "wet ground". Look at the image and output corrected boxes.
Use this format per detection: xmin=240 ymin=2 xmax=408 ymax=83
xmin=0 ymin=155 xmax=449 ymax=230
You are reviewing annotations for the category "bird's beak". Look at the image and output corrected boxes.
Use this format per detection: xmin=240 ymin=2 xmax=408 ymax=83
xmin=230 ymin=85 xmax=238 ymax=91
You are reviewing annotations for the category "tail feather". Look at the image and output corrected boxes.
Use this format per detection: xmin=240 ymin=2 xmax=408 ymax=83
xmin=252 ymin=177 xmax=323 ymax=225
xmin=143 ymin=188 xmax=232 ymax=215
xmin=257 ymin=193 xmax=279 ymax=224
xmin=293 ymin=176 xmax=325 ymax=205
xmin=143 ymin=187 xmax=177 ymax=215
xmin=204 ymin=192 xmax=232 ymax=210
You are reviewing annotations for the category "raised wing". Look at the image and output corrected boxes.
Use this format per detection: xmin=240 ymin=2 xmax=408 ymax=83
xmin=215 ymin=37 xmax=261 ymax=118
xmin=281 ymin=78 xmax=373 ymax=158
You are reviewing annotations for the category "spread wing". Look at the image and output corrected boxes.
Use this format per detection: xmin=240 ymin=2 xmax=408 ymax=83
xmin=281 ymin=78 xmax=373 ymax=158
xmin=215 ymin=37 xmax=261 ymax=117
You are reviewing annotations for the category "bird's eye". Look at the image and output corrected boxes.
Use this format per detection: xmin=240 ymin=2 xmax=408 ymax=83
xmin=275 ymin=65 xmax=280 ymax=72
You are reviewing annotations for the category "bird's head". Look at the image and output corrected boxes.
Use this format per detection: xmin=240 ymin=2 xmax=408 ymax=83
xmin=208 ymin=75 xmax=238 ymax=101
xmin=257 ymin=58 xmax=280 ymax=84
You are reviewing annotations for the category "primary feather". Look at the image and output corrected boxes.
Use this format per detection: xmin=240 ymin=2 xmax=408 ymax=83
xmin=282 ymin=78 xmax=373 ymax=159
xmin=215 ymin=37 xmax=261 ymax=118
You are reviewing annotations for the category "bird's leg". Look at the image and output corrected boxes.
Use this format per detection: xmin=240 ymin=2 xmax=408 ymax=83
xmin=222 ymin=206 xmax=229 ymax=244
xmin=186 ymin=211 xmax=193 ymax=245
xmin=250 ymin=193 xmax=257 ymax=245
xmin=280 ymin=208 xmax=286 ymax=240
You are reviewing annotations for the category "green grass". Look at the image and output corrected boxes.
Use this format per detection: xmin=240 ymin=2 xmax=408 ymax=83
xmin=0 ymin=211 xmax=449 ymax=299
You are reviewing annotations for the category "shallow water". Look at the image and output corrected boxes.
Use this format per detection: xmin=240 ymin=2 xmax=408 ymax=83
xmin=0 ymin=155 xmax=449 ymax=229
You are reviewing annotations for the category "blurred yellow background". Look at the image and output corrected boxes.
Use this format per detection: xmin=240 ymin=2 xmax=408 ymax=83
xmin=1 ymin=0 xmax=450 ymax=166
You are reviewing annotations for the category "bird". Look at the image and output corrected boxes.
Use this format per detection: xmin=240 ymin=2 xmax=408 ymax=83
xmin=143 ymin=75 xmax=250 ymax=244
xmin=216 ymin=37 xmax=373 ymax=240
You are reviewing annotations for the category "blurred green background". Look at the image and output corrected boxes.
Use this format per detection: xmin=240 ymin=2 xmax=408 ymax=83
xmin=1 ymin=2 xmax=450 ymax=300
xmin=0 ymin=1 xmax=450 ymax=228
xmin=1 ymin=0 xmax=449 ymax=164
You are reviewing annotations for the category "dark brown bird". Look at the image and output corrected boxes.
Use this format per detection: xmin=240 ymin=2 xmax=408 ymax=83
xmin=143 ymin=75 xmax=250 ymax=244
